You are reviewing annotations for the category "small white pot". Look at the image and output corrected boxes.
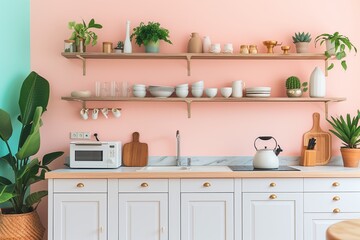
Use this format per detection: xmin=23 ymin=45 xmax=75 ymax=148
xmin=309 ymin=67 xmax=326 ymax=98
xmin=325 ymin=40 xmax=336 ymax=55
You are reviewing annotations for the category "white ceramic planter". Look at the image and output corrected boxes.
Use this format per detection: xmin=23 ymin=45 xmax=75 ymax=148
xmin=309 ymin=67 xmax=326 ymax=98
xmin=325 ymin=39 xmax=335 ymax=55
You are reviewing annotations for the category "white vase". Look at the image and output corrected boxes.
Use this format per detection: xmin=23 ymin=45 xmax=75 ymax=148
xmin=202 ymin=36 xmax=211 ymax=53
xmin=309 ymin=67 xmax=326 ymax=98
xmin=124 ymin=20 xmax=132 ymax=53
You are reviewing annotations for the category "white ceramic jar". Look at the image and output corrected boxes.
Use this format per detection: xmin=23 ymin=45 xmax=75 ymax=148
xmin=309 ymin=67 xmax=326 ymax=98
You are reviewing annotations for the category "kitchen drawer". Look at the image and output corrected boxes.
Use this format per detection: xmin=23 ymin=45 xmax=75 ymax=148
xmin=242 ymin=178 xmax=303 ymax=192
xmin=118 ymin=179 xmax=168 ymax=192
xmin=181 ymin=179 xmax=234 ymax=192
xmin=304 ymin=178 xmax=360 ymax=192
xmin=304 ymin=193 xmax=360 ymax=213
xmin=53 ymin=179 xmax=107 ymax=193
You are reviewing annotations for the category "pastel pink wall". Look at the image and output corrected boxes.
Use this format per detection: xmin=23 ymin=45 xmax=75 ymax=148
xmin=31 ymin=0 xmax=360 ymax=229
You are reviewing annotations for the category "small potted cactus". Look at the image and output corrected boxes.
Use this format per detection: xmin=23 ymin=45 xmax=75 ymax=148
xmin=285 ymin=76 xmax=308 ymax=97
xmin=292 ymin=32 xmax=312 ymax=53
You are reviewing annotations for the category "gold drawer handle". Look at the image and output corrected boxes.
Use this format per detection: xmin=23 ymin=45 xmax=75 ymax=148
xmin=140 ymin=182 xmax=149 ymax=187
xmin=269 ymin=194 xmax=277 ymax=200
xmin=333 ymin=196 xmax=341 ymax=201
xmin=333 ymin=208 xmax=341 ymax=213
xmin=332 ymin=182 xmax=340 ymax=187
xmin=76 ymin=183 xmax=84 ymax=188
xmin=269 ymin=182 xmax=276 ymax=187
xmin=203 ymin=182 xmax=211 ymax=187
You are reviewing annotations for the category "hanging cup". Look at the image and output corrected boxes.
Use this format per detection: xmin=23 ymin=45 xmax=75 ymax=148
xmin=80 ymin=108 xmax=89 ymax=120
xmin=92 ymin=108 xmax=99 ymax=120
xmin=112 ymin=108 xmax=121 ymax=118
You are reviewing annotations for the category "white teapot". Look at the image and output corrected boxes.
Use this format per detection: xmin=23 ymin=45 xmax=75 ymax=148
xmin=253 ymin=136 xmax=283 ymax=169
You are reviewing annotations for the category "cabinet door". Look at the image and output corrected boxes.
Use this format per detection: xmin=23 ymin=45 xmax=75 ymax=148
xmin=119 ymin=193 xmax=168 ymax=240
xmin=54 ymin=193 xmax=107 ymax=240
xmin=243 ymin=193 xmax=303 ymax=240
xmin=181 ymin=193 xmax=234 ymax=240
xmin=304 ymin=213 xmax=360 ymax=240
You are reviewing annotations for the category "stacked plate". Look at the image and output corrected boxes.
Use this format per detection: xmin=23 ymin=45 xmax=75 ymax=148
xmin=245 ymin=87 xmax=271 ymax=97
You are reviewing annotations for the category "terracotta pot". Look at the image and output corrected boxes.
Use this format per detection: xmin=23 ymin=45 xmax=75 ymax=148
xmin=187 ymin=32 xmax=202 ymax=53
xmin=0 ymin=210 xmax=45 ymax=240
xmin=340 ymin=148 xmax=360 ymax=167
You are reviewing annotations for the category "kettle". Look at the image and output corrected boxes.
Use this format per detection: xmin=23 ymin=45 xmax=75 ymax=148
xmin=253 ymin=136 xmax=283 ymax=169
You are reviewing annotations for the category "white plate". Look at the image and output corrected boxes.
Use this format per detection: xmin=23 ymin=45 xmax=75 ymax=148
xmin=246 ymin=93 xmax=270 ymax=97
xmin=246 ymin=87 xmax=271 ymax=92
xmin=71 ymin=91 xmax=91 ymax=98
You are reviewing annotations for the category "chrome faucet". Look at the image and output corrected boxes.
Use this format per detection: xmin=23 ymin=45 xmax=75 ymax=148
xmin=176 ymin=130 xmax=181 ymax=166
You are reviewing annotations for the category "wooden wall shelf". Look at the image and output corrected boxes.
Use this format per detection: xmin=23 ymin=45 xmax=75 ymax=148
xmin=61 ymin=52 xmax=329 ymax=76
xmin=61 ymin=96 xmax=345 ymax=119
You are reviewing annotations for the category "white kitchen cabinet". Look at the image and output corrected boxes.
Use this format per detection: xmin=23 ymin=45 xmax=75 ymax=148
xmin=242 ymin=178 xmax=303 ymax=240
xmin=53 ymin=193 xmax=107 ymax=240
xmin=303 ymin=178 xmax=360 ymax=240
xmin=118 ymin=193 xmax=168 ymax=240
xmin=180 ymin=179 xmax=234 ymax=240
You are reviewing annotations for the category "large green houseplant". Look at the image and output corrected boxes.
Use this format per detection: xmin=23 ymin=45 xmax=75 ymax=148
xmin=0 ymin=71 xmax=63 ymax=238
xmin=327 ymin=111 xmax=360 ymax=167
xmin=68 ymin=18 xmax=103 ymax=52
xmin=130 ymin=21 xmax=172 ymax=53
xmin=315 ymin=32 xmax=357 ymax=71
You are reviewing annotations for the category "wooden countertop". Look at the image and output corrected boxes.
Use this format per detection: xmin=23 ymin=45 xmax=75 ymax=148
xmin=45 ymin=166 xmax=360 ymax=179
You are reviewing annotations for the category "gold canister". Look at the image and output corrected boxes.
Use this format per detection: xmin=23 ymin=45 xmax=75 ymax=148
xmin=103 ymin=42 xmax=113 ymax=53
xmin=249 ymin=45 xmax=258 ymax=54
xmin=240 ymin=45 xmax=249 ymax=54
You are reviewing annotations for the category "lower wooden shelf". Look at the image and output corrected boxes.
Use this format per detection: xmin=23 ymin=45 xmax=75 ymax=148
xmin=62 ymin=96 xmax=345 ymax=118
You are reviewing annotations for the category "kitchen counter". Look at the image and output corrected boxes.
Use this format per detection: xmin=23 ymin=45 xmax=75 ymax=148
xmin=45 ymin=165 xmax=360 ymax=179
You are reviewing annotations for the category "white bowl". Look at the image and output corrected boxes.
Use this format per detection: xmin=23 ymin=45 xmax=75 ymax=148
xmin=148 ymin=85 xmax=174 ymax=91
xmin=176 ymin=89 xmax=189 ymax=98
xmin=176 ymin=83 xmax=189 ymax=88
xmin=192 ymin=80 xmax=204 ymax=88
xmin=71 ymin=90 xmax=91 ymax=98
xmin=191 ymin=88 xmax=203 ymax=98
xmin=149 ymin=89 xmax=174 ymax=98
xmin=133 ymin=84 xmax=146 ymax=89
xmin=133 ymin=86 xmax=146 ymax=91
xmin=133 ymin=90 xmax=146 ymax=98
xmin=220 ymin=87 xmax=232 ymax=98
xmin=205 ymin=88 xmax=218 ymax=98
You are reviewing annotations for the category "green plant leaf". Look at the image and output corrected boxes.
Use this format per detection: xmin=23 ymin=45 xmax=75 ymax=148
xmin=19 ymin=71 xmax=49 ymax=125
xmin=17 ymin=158 xmax=39 ymax=182
xmin=0 ymin=185 xmax=15 ymax=204
xmin=327 ymin=63 xmax=334 ymax=70
xmin=0 ymin=176 xmax=12 ymax=186
xmin=0 ymin=109 xmax=13 ymax=142
xmin=25 ymin=190 xmax=47 ymax=209
xmin=341 ymin=60 xmax=347 ymax=70
xmin=42 ymin=151 xmax=64 ymax=166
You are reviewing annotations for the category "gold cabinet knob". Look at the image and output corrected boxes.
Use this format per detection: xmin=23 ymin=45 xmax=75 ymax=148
xmin=332 ymin=182 xmax=340 ymax=187
xmin=140 ymin=182 xmax=149 ymax=187
xmin=333 ymin=196 xmax=341 ymax=201
xmin=333 ymin=208 xmax=341 ymax=213
xmin=76 ymin=183 xmax=85 ymax=188
xmin=203 ymin=182 xmax=211 ymax=187
xmin=269 ymin=194 xmax=277 ymax=200
xmin=270 ymin=182 xmax=276 ymax=187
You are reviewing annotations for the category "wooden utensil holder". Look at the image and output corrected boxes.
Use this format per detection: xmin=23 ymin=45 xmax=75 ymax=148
xmin=300 ymin=146 xmax=317 ymax=166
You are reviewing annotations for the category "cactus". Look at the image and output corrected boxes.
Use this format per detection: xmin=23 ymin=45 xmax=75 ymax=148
xmin=286 ymin=76 xmax=308 ymax=92
xmin=292 ymin=32 xmax=312 ymax=43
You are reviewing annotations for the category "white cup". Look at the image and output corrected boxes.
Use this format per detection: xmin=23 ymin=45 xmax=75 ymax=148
xmin=112 ymin=108 xmax=121 ymax=118
xmin=101 ymin=108 xmax=109 ymax=119
xmin=80 ymin=108 xmax=89 ymax=120
xmin=92 ymin=108 xmax=99 ymax=120
xmin=221 ymin=87 xmax=232 ymax=98
xmin=223 ymin=43 xmax=233 ymax=53
xmin=232 ymin=80 xmax=245 ymax=98
xmin=210 ymin=43 xmax=221 ymax=53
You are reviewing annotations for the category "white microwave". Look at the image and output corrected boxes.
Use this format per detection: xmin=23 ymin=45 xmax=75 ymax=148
xmin=69 ymin=141 xmax=121 ymax=168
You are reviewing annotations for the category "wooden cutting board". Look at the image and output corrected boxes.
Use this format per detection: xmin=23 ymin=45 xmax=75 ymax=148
xmin=122 ymin=132 xmax=148 ymax=167
xmin=302 ymin=112 xmax=332 ymax=165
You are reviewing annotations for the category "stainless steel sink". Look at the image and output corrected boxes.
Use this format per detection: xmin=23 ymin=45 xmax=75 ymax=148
xmin=136 ymin=166 xmax=231 ymax=172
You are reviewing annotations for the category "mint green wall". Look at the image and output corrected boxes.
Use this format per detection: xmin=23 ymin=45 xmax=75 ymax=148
xmin=0 ymin=0 xmax=30 ymax=203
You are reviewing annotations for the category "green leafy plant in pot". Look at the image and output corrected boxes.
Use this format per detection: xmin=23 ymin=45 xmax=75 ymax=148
xmin=68 ymin=18 xmax=103 ymax=52
xmin=130 ymin=21 xmax=172 ymax=53
xmin=292 ymin=32 xmax=312 ymax=53
xmin=0 ymin=71 xmax=64 ymax=238
xmin=327 ymin=111 xmax=360 ymax=167
xmin=315 ymin=32 xmax=357 ymax=71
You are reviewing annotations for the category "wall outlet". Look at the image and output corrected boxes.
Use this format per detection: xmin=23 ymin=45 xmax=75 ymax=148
xmin=70 ymin=132 xmax=78 ymax=139
xmin=83 ymin=132 xmax=91 ymax=139
xmin=77 ymin=132 xmax=84 ymax=139
xmin=70 ymin=131 xmax=91 ymax=139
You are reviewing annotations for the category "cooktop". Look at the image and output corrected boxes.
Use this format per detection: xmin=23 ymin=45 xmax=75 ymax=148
xmin=229 ymin=165 xmax=300 ymax=171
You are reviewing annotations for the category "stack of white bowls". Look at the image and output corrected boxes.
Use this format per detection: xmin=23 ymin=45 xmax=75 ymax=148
xmin=133 ymin=84 xmax=146 ymax=98
xmin=191 ymin=80 xmax=204 ymax=98
xmin=175 ymin=84 xmax=189 ymax=98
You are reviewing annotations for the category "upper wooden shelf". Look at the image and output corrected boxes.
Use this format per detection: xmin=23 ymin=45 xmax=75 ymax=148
xmin=61 ymin=96 xmax=345 ymax=118
xmin=61 ymin=52 xmax=329 ymax=76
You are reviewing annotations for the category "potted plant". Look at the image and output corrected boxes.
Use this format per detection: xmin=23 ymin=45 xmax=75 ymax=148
xmin=0 ymin=71 xmax=64 ymax=239
xmin=130 ymin=21 xmax=172 ymax=53
xmin=68 ymin=18 xmax=103 ymax=52
xmin=327 ymin=111 xmax=360 ymax=167
xmin=292 ymin=32 xmax=312 ymax=53
xmin=114 ymin=41 xmax=124 ymax=53
xmin=315 ymin=32 xmax=357 ymax=71
xmin=285 ymin=76 xmax=308 ymax=97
